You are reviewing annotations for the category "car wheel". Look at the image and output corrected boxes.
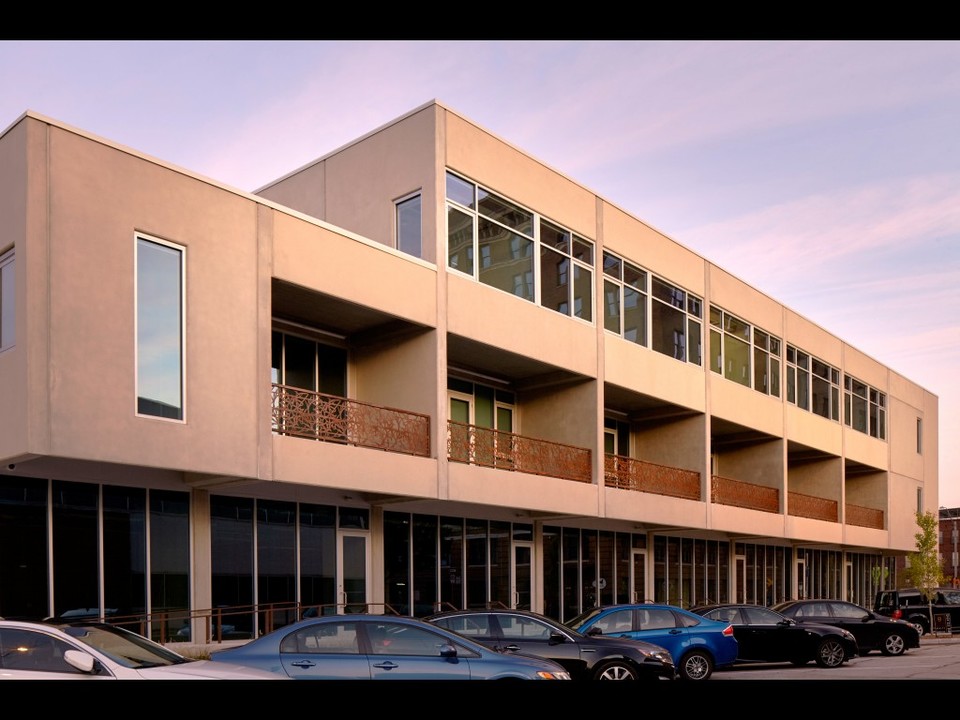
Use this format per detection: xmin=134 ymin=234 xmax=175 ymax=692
xmin=814 ymin=638 xmax=846 ymax=668
xmin=678 ymin=650 xmax=713 ymax=681
xmin=593 ymin=660 xmax=640 ymax=680
xmin=881 ymin=632 xmax=907 ymax=656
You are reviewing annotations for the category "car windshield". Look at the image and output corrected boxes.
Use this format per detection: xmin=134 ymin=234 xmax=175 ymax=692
xmin=563 ymin=608 xmax=603 ymax=631
xmin=61 ymin=624 xmax=191 ymax=668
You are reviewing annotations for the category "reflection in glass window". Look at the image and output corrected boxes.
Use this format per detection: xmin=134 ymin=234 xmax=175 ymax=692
xmin=844 ymin=375 xmax=885 ymax=439
xmin=0 ymin=248 xmax=13 ymax=351
xmin=396 ymin=193 xmax=422 ymax=258
xmin=711 ymin=308 xmax=780 ymax=396
xmin=136 ymin=235 xmax=184 ymax=420
xmin=786 ymin=345 xmax=839 ymax=421
xmin=445 ymin=170 xmax=592 ymax=319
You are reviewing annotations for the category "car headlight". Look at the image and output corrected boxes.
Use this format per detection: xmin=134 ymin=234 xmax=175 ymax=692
xmin=644 ymin=650 xmax=673 ymax=663
xmin=537 ymin=670 xmax=572 ymax=680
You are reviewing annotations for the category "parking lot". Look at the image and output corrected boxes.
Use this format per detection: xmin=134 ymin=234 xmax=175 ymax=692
xmin=712 ymin=634 xmax=960 ymax=680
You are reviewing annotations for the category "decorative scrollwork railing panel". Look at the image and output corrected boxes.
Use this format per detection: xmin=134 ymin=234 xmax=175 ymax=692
xmin=272 ymin=384 xmax=430 ymax=457
xmin=787 ymin=491 xmax=838 ymax=522
xmin=711 ymin=475 xmax=779 ymax=513
xmin=845 ymin=503 xmax=884 ymax=529
xmin=604 ymin=454 xmax=701 ymax=500
xmin=446 ymin=421 xmax=591 ymax=483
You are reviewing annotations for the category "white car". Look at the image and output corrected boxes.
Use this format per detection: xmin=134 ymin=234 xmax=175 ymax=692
xmin=0 ymin=619 xmax=284 ymax=680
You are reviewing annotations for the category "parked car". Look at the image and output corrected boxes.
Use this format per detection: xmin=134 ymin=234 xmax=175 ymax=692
xmin=0 ymin=619 xmax=285 ymax=680
xmin=209 ymin=613 xmax=571 ymax=680
xmin=874 ymin=587 xmax=960 ymax=635
xmin=423 ymin=608 xmax=676 ymax=681
xmin=564 ymin=603 xmax=739 ymax=681
xmin=689 ymin=603 xmax=858 ymax=668
xmin=771 ymin=599 xmax=920 ymax=656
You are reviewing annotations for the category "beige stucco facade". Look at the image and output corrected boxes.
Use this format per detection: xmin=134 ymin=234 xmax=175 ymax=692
xmin=0 ymin=100 xmax=940 ymax=619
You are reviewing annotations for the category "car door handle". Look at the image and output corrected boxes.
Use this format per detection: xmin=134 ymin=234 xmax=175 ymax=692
xmin=372 ymin=661 xmax=399 ymax=670
xmin=290 ymin=660 xmax=316 ymax=668
xmin=503 ymin=644 xmax=520 ymax=652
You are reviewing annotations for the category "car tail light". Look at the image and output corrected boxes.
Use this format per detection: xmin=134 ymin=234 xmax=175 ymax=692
xmin=722 ymin=624 xmax=734 ymax=636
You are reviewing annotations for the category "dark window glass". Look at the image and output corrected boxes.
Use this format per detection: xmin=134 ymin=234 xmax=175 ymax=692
xmin=211 ymin=495 xmax=254 ymax=636
xmin=257 ymin=500 xmax=297 ymax=627
xmin=150 ymin=489 xmax=190 ymax=642
xmin=300 ymin=503 xmax=336 ymax=615
xmin=103 ymin=486 xmax=146 ymax=629
xmin=0 ymin=476 xmax=47 ymax=619
xmin=52 ymin=481 xmax=99 ymax=618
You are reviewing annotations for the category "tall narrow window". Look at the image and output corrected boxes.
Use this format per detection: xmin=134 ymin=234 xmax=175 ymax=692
xmin=0 ymin=248 xmax=13 ymax=351
xmin=396 ymin=193 xmax=422 ymax=258
xmin=136 ymin=235 xmax=184 ymax=420
xmin=917 ymin=418 xmax=923 ymax=454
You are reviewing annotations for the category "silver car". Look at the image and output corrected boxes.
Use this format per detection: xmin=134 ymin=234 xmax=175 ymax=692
xmin=0 ymin=619 xmax=285 ymax=680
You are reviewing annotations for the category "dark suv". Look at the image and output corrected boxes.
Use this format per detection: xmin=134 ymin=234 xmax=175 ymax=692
xmin=874 ymin=587 xmax=960 ymax=636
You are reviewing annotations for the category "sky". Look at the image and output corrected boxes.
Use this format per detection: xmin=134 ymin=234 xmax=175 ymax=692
xmin=1 ymin=40 xmax=957 ymax=506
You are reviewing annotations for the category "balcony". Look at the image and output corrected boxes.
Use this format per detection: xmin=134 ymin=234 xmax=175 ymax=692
xmin=846 ymin=503 xmax=885 ymax=530
xmin=711 ymin=475 xmax=779 ymax=513
xmin=604 ymin=454 xmax=701 ymax=500
xmin=787 ymin=491 xmax=839 ymax=522
xmin=272 ymin=384 xmax=430 ymax=457
xmin=447 ymin=421 xmax=591 ymax=483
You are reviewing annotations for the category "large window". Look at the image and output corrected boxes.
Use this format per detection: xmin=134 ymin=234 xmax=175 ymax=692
xmin=709 ymin=307 xmax=779 ymax=394
xmin=0 ymin=248 xmax=14 ymax=352
xmin=786 ymin=345 xmax=839 ymax=420
xmin=446 ymin=170 xmax=594 ymax=319
xmin=396 ymin=193 xmax=422 ymax=258
xmin=844 ymin=375 xmax=886 ymax=439
xmin=603 ymin=252 xmax=646 ymax=344
xmin=539 ymin=219 xmax=593 ymax=321
xmin=136 ymin=235 xmax=184 ymax=420
xmin=604 ymin=250 xmax=701 ymax=365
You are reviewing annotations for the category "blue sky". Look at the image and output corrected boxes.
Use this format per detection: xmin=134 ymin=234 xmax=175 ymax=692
xmin=2 ymin=40 xmax=957 ymax=506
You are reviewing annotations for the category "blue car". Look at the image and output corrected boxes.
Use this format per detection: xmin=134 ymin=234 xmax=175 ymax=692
xmin=208 ymin=614 xmax=571 ymax=680
xmin=565 ymin=604 xmax=738 ymax=681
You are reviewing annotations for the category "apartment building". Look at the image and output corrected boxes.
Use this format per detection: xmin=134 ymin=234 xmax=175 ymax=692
xmin=0 ymin=101 xmax=938 ymax=642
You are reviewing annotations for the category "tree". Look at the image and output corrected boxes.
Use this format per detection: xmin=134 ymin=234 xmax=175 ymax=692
xmin=903 ymin=510 xmax=944 ymax=632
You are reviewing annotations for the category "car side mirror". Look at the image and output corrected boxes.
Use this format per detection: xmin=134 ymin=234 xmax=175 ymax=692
xmin=439 ymin=643 xmax=457 ymax=658
xmin=64 ymin=649 xmax=96 ymax=674
xmin=548 ymin=631 xmax=567 ymax=644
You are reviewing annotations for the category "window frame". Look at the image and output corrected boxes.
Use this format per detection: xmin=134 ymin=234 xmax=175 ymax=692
xmin=395 ymin=191 xmax=422 ymax=258
xmin=445 ymin=170 xmax=595 ymax=323
xmin=710 ymin=307 xmax=780 ymax=394
xmin=0 ymin=247 xmax=13 ymax=352
xmin=135 ymin=233 xmax=186 ymax=422
xmin=843 ymin=374 xmax=886 ymax=440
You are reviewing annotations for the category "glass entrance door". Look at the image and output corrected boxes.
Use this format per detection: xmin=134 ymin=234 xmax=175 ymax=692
xmin=337 ymin=531 xmax=370 ymax=613
xmin=513 ymin=542 xmax=532 ymax=609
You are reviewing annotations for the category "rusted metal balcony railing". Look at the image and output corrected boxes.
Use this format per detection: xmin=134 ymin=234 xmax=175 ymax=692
xmin=604 ymin=454 xmax=701 ymax=500
xmin=272 ymin=384 xmax=430 ymax=457
xmin=447 ymin=421 xmax=591 ymax=483
xmin=787 ymin=491 xmax=839 ymax=522
xmin=846 ymin=503 xmax=885 ymax=529
xmin=711 ymin=475 xmax=780 ymax=513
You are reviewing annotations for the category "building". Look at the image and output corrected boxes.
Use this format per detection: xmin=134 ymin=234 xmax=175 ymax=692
xmin=0 ymin=100 xmax=939 ymax=642
xmin=939 ymin=508 xmax=960 ymax=587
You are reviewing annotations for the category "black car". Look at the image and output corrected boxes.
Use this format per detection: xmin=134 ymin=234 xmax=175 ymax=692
xmin=771 ymin=599 xmax=920 ymax=656
xmin=423 ymin=608 xmax=677 ymax=681
xmin=690 ymin=603 xmax=858 ymax=668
